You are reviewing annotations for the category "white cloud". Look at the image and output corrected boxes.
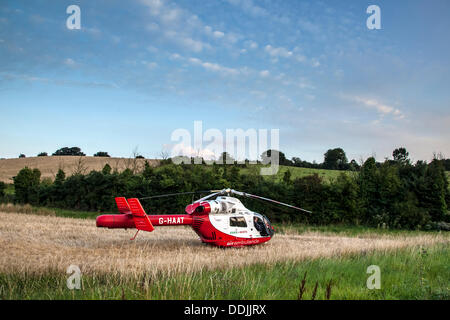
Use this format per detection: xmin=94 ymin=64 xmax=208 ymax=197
xmin=311 ymin=59 xmax=320 ymax=67
xmin=349 ymin=96 xmax=405 ymax=120
xmin=171 ymin=143 xmax=217 ymax=160
xmin=213 ymin=31 xmax=225 ymax=38
xmin=142 ymin=61 xmax=158 ymax=70
xmin=244 ymin=40 xmax=258 ymax=49
xmin=227 ymin=0 xmax=268 ymax=18
xmin=204 ymin=26 xmax=225 ymax=39
xmin=188 ymin=57 xmax=239 ymax=76
xmin=259 ymin=70 xmax=270 ymax=77
xmin=265 ymin=45 xmax=293 ymax=58
xmin=141 ymin=0 xmax=212 ymax=53
xmin=64 ymin=58 xmax=76 ymax=66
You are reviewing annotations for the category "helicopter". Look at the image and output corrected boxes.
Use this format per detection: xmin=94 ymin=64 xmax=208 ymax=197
xmin=96 ymin=188 xmax=311 ymax=247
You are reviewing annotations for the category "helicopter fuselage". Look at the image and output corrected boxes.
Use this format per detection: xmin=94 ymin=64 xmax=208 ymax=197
xmin=96 ymin=196 xmax=274 ymax=247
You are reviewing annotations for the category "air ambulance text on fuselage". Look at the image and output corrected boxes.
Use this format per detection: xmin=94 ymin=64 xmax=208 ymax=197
xmin=159 ymin=217 xmax=185 ymax=225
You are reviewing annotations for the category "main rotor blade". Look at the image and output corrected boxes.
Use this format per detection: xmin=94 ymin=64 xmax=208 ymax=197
xmin=194 ymin=189 xmax=226 ymax=203
xmin=140 ymin=190 xmax=213 ymax=200
xmin=231 ymin=189 xmax=312 ymax=214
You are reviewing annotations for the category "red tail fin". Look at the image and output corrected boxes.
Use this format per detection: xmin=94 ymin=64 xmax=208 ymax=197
xmin=115 ymin=197 xmax=132 ymax=214
xmin=127 ymin=198 xmax=154 ymax=232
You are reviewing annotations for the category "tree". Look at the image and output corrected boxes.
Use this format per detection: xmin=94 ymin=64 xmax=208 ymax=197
xmin=19 ymin=154 xmax=26 ymax=158
xmin=54 ymin=169 xmax=66 ymax=185
xmin=0 ymin=181 xmax=6 ymax=198
xmin=94 ymin=151 xmax=110 ymax=157
xmin=261 ymin=150 xmax=292 ymax=166
xmin=323 ymin=148 xmax=348 ymax=170
xmin=349 ymin=159 xmax=360 ymax=171
xmin=13 ymin=167 xmax=41 ymax=204
xmin=102 ymin=164 xmax=112 ymax=175
xmin=37 ymin=152 xmax=48 ymax=157
xmin=142 ymin=161 xmax=153 ymax=180
xmin=53 ymin=147 xmax=85 ymax=156
xmin=392 ymin=147 xmax=410 ymax=164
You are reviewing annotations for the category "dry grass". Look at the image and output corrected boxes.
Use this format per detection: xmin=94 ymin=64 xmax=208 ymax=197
xmin=0 ymin=203 xmax=56 ymax=216
xmin=0 ymin=212 xmax=448 ymax=279
xmin=0 ymin=156 xmax=159 ymax=183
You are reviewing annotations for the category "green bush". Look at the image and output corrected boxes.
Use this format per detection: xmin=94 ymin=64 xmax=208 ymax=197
xmin=0 ymin=181 xmax=6 ymax=198
xmin=13 ymin=167 xmax=41 ymax=205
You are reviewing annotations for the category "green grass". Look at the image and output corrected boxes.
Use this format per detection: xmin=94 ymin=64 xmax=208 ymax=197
xmin=273 ymin=222 xmax=446 ymax=237
xmin=50 ymin=207 xmax=102 ymax=219
xmin=239 ymin=165 xmax=351 ymax=183
xmin=0 ymin=203 xmax=101 ymax=220
xmin=1 ymin=244 xmax=448 ymax=300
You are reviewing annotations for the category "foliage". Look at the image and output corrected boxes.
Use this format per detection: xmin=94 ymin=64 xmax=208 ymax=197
xmin=52 ymin=147 xmax=86 ymax=156
xmin=37 ymin=152 xmax=48 ymax=157
xmin=13 ymin=167 xmax=41 ymax=205
xmin=94 ymin=151 xmax=110 ymax=157
xmin=323 ymin=148 xmax=348 ymax=170
xmin=0 ymin=181 xmax=5 ymax=198
xmin=393 ymin=147 xmax=410 ymax=164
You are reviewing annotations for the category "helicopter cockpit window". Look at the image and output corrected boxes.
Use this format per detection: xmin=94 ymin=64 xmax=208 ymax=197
xmin=230 ymin=216 xmax=247 ymax=227
xmin=253 ymin=217 xmax=267 ymax=235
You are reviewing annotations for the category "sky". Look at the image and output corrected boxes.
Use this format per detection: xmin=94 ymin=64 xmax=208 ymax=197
xmin=1 ymin=0 xmax=449 ymax=163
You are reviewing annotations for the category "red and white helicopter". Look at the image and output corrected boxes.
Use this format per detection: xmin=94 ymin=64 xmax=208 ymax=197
xmin=96 ymin=189 xmax=311 ymax=248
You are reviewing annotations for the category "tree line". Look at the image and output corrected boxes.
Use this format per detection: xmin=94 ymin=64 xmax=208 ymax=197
xmin=4 ymin=148 xmax=450 ymax=230
xmin=11 ymin=146 xmax=450 ymax=172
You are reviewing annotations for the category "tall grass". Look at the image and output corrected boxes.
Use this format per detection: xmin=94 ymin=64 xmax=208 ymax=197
xmin=0 ymin=244 xmax=448 ymax=300
xmin=0 ymin=203 xmax=56 ymax=216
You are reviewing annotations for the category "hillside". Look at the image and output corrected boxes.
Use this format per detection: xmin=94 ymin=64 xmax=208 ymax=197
xmin=1 ymin=157 xmax=448 ymax=186
xmin=239 ymin=165 xmax=353 ymax=183
xmin=0 ymin=156 xmax=159 ymax=183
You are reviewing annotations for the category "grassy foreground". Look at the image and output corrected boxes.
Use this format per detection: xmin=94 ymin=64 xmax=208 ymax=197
xmin=1 ymin=244 xmax=448 ymax=300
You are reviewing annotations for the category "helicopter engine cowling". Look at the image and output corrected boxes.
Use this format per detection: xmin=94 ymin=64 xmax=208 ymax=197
xmin=194 ymin=200 xmax=229 ymax=215
xmin=194 ymin=201 xmax=212 ymax=214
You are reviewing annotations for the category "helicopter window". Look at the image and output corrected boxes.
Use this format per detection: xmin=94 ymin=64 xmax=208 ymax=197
xmin=230 ymin=217 xmax=247 ymax=227
xmin=253 ymin=217 xmax=269 ymax=236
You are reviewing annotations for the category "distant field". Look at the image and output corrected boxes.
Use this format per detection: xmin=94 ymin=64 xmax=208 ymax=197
xmin=239 ymin=165 xmax=353 ymax=183
xmin=0 ymin=156 xmax=159 ymax=183
xmin=0 ymin=156 xmax=447 ymax=186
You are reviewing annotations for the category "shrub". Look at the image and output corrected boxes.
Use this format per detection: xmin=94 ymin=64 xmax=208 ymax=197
xmin=13 ymin=167 xmax=41 ymax=205
xmin=94 ymin=151 xmax=110 ymax=157
xmin=52 ymin=147 xmax=86 ymax=156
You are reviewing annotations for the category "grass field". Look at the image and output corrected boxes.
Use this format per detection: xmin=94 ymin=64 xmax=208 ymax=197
xmin=0 ymin=156 xmax=159 ymax=183
xmin=239 ymin=165 xmax=352 ymax=183
xmin=1 ymin=156 xmax=448 ymax=186
xmin=1 ymin=244 xmax=447 ymax=299
xmin=0 ymin=210 xmax=448 ymax=300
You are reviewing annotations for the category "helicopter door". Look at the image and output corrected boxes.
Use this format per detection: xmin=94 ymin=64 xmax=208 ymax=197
xmin=253 ymin=216 xmax=269 ymax=237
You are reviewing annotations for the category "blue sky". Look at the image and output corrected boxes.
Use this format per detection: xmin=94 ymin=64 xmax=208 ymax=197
xmin=1 ymin=0 xmax=449 ymax=163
